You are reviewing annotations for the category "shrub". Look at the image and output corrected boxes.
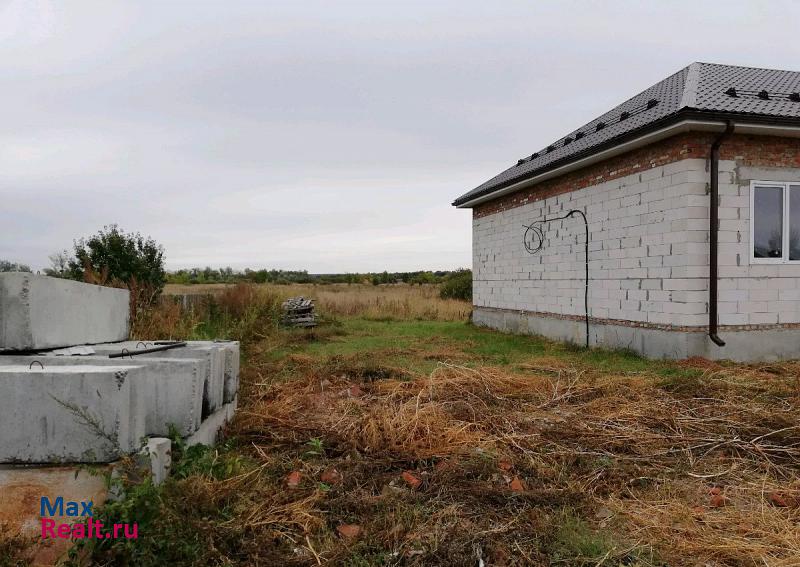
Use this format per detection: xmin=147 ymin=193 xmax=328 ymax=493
xmin=64 ymin=225 xmax=167 ymax=320
xmin=65 ymin=439 xmax=252 ymax=567
xmin=198 ymin=284 xmax=282 ymax=342
xmin=43 ymin=250 xmax=70 ymax=278
xmin=68 ymin=225 xmax=165 ymax=293
xmin=0 ymin=260 xmax=31 ymax=272
xmin=439 ymin=269 xmax=472 ymax=302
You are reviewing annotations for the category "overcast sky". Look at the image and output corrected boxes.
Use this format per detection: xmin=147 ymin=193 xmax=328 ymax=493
xmin=1 ymin=1 xmax=799 ymax=272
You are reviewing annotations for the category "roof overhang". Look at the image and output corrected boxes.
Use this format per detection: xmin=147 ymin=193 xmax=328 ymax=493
xmin=455 ymin=118 xmax=800 ymax=209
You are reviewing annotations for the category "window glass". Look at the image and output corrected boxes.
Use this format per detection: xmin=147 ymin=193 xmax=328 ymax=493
xmin=791 ymin=185 xmax=800 ymax=261
xmin=753 ymin=186 xmax=783 ymax=259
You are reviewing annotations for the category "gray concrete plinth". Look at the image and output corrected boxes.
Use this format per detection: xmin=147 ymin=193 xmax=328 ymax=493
xmin=0 ymin=273 xmax=129 ymax=351
xmin=0 ymin=365 xmax=146 ymax=463
xmin=472 ymin=306 xmax=800 ymax=361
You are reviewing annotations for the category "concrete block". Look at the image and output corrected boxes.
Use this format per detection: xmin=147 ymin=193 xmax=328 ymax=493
xmin=5 ymin=354 xmax=204 ymax=437
xmin=749 ymin=312 xmax=779 ymax=325
xmin=0 ymin=273 xmax=129 ymax=351
xmin=185 ymin=400 xmax=236 ymax=447
xmin=0 ymin=365 xmax=146 ymax=463
xmin=140 ymin=437 xmax=171 ymax=485
xmin=88 ymin=341 xmax=226 ymax=417
xmin=215 ymin=341 xmax=240 ymax=404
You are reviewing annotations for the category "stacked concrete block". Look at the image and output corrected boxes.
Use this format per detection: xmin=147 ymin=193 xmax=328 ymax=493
xmin=0 ymin=364 xmax=146 ymax=463
xmin=0 ymin=276 xmax=241 ymax=465
xmin=0 ymin=273 xmax=129 ymax=351
xmin=1 ymin=355 xmax=204 ymax=437
xmin=84 ymin=340 xmax=238 ymax=416
xmin=0 ymin=343 xmax=241 ymax=463
xmin=218 ymin=341 xmax=241 ymax=404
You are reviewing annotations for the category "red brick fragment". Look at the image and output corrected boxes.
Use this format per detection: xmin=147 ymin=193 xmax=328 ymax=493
xmin=321 ymin=467 xmax=342 ymax=485
xmin=337 ymin=524 xmax=361 ymax=539
xmin=286 ymin=470 xmax=302 ymax=488
xmin=402 ymin=471 xmax=422 ymax=489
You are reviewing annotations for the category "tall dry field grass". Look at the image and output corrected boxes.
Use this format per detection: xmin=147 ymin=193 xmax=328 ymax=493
xmin=163 ymin=282 xmax=471 ymax=322
xmin=133 ymin=283 xmax=282 ymax=341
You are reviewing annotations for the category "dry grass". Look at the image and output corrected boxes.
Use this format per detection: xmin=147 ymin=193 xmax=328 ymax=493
xmin=133 ymin=283 xmax=282 ymax=341
xmin=0 ymin=523 xmax=35 ymax=566
xmin=95 ymin=285 xmax=800 ymax=566
xmin=229 ymin=351 xmax=800 ymax=566
xmin=163 ymin=282 xmax=471 ymax=322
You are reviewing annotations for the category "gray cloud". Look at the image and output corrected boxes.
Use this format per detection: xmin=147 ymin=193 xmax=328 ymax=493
xmin=1 ymin=0 xmax=798 ymax=272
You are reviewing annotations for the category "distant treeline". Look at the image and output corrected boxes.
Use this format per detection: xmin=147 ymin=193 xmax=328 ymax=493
xmin=166 ymin=267 xmax=468 ymax=286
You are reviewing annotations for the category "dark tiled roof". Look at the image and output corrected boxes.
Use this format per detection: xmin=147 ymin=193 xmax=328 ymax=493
xmin=454 ymin=62 xmax=800 ymax=207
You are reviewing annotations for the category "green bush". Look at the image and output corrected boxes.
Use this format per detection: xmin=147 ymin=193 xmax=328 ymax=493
xmin=439 ymin=269 xmax=472 ymax=302
xmin=67 ymin=225 xmax=166 ymax=305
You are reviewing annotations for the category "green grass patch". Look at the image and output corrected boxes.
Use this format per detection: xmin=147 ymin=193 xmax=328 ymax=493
xmin=272 ymin=318 xmax=697 ymax=380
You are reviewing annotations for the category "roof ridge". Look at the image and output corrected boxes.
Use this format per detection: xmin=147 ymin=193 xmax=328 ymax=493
xmin=680 ymin=62 xmax=700 ymax=109
xmin=695 ymin=61 xmax=800 ymax=73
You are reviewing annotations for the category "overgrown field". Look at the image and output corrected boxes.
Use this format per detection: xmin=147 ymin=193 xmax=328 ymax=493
xmin=162 ymin=282 xmax=471 ymax=322
xmin=6 ymin=285 xmax=799 ymax=566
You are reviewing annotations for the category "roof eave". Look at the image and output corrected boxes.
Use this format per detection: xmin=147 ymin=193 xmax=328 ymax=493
xmin=453 ymin=112 xmax=800 ymax=209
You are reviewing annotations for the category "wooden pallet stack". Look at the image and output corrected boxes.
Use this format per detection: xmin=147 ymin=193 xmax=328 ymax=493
xmin=281 ymin=297 xmax=317 ymax=328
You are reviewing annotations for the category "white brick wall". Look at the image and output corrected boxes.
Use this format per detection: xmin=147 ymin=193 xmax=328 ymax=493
xmin=715 ymin=163 xmax=800 ymax=325
xmin=473 ymin=158 xmax=800 ymax=327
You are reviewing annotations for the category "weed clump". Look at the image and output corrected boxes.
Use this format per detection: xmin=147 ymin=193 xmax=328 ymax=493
xmin=132 ymin=283 xmax=281 ymax=343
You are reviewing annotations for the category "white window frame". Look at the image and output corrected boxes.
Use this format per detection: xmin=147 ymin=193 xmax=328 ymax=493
xmin=750 ymin=180 xmax=800 ymax=264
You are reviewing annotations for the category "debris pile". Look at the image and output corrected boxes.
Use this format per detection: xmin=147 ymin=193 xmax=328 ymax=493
xmin=281 ymin=296 xmax=317 ymax=327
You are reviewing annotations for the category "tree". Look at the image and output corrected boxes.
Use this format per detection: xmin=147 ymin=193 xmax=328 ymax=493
xmin=44 ymin=250 xmax=71 ymax=277
xmin=0 ymin=260 xmax=31 ymax=272
xmin=67 ymin=225 xmax=166 ymax=313
xmin=411 ymin=271 xmax=435 ymax=286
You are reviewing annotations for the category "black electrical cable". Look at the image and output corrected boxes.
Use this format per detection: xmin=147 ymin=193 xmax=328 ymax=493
xmin=108 ymin=341 xmax=187 ymax=358
xmin=523 ymin=209 xmax=590 ymax=348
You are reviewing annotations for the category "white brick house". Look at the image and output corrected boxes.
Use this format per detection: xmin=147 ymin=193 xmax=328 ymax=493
xmin=453 ymin=63 xmax=800 ymax=360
